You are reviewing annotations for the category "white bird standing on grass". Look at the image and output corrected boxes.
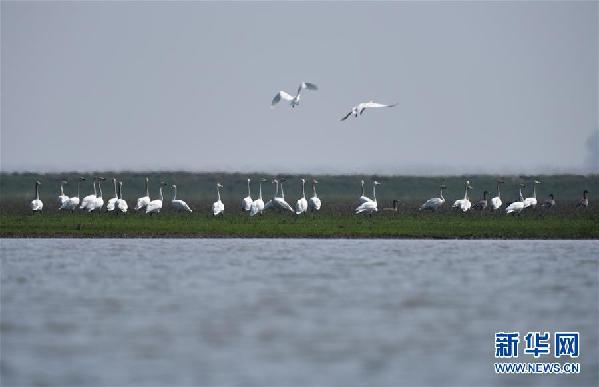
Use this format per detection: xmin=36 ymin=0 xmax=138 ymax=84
xmin=115 ymin=181 xmax=128 ymax=214
xmin=61 ymin=177 xmax=86 ymax=211
xmin=135 ymin=177 xmax=151 ymax=211
xmin=420 ymin=185 xmax=446 ymax=211
xmin=295 ymin=178 xmax=308 ymax=215
xmin=358 ymin=180 xmax=372 ymax=204
xmin=171 ymin=184 xmax=192 ymax=212
xmin=271 ymin=82 xmax=318 ymax=108
xmin=58 ymin=180 xmax=69 ymax=208
xmin=452 ymin=181 xmax=473 ymax=212
xmin=276 ymin=179 xmax=294 ymax=212
xmin=355 ymin=181 xmax=380 ymax=215
xmin=30 ymin=180 xmax=43 ymax=213
xmin=106 ymin=178 xmax=118 ymax=212
xmin=80 ymin=177 xmax=97 ymax=211
xmin=491 ymin=180 xmax=504 ymax=210
xmin=213 ymin=183 xmax=225 ymax=216
xmin=506 ymin=184 xmax=526 ymax=215
xmin=340 ymin=101 xmax=397 ymax=121
xmin=241 ymin=179 xmax=252 ymax=211
xmin=146 ymin=182 xmax=167 ymax=215
xmin=308 ymin=179 xmax=321 ymax=212
xmin=93 ymin=177 xmax=106 ymax=212
xmin=250 ymin=178 xmax=266 ymax=216
xmin=523 ymin=180 xmax=541 ymax=208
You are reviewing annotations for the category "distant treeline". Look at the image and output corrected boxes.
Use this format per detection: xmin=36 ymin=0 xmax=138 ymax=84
xmin=1 ymin=172 xmax=597 ymax=203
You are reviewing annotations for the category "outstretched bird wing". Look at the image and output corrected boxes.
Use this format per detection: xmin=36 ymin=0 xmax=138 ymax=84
xmin=340 ymin=110 xmax=353 ymax=121
xmin=271 ymin=91 xmax=294 ymax=106
xmin=297 ymin=82 xmax=318 ymax=96
xmin=358 ymin=101 xmax=398 ymax=115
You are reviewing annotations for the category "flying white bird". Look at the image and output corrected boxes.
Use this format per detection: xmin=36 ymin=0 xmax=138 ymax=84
xmin=308 ymin=179 xmax=321 ymax=212
xmin=358 ymin=180 xmax=372 ymax=204
xmin=241 ymin=178 xmax=252 ymax=211
xmin=213 ymin=183 xmax=225 ymax=216
xmin=30 ymin=180 xmax=43 ymax=213
xmin=355 ymin=181 xmax=380 ymax=215
xmin=452 ymin=181 xmax=473 ymax=212
xmin=146 ymin=182 xmax=167 ymax=215
xmin=420 ymin=185 xmax=447 ymax=211
xmin=61 ymin=177 xmax=86 ymax=211
xmin=523 ymin=180 xmax=541 ymax=208
xmin=340 ymin=101 xmax=397 ymax=121
xmin=271 ymin=82 xmax=318 ymax=108
xmin=106 ymin=178 xmax=118 ymax=212
xmin=115 ymin=181 xmax=128 ymax=214
xmin=295 ymin=178 xmax=308 ymax=215
xmin=58 ymin=180 xmax=69 ymax=208
xmin=250 ymin=178 xmax=267 ymax=216
xmin=491 ymin=180 xmax=504 ymax=210
xmin=171 ymin=184 xmax=192 ymax=212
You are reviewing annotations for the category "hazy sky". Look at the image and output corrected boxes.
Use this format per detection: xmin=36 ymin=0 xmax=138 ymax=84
xmin=1 ymin=1 xmax=597 ymax=174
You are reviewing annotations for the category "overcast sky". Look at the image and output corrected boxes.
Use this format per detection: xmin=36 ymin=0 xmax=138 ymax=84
xmin=1 ymin=1 xmax=597 ymax=175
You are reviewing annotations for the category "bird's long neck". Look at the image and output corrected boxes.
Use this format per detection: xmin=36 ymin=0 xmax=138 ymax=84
xmin=173 ymin=186 xmax=177 ymax=200
xmin=372 ymin=184 xmax=377 ymax=201
xmin=519 ymin=187 xmax=524 ymax=201
xmin=216 ymin=186 xmax=221 ymax=201
xmin=274 ymin=181 xmax=279 ymax=199
xmin=259 ymin=181 xmax=262 ymax=200
xmin=497 ymin=183 xmax=501 ymax=198
xmin=281 ymin=183 xmax=285 ymax=199
xmin=583 ymin=191 xmax=588 ymax=199
xmin=97 ymin=180 xmax=103 ymax=198
xmin=533 ymin=184 xmax=537 ymax=198
xmin=92 ymin=180 xmax=97 ymax=196
xmin=312 ymin=183 xmax=317 ymax=198
xmin=35 ymin=183 xmax=39 ymax=200
xmin=145 ymin=179 xmax=149 ymax=197
xmin=247 ymin=180 xmax=251 ymax=197
xmin=60 ymin=182 xmax=64 ymax=196
xmin=361 ymin=181 xmax=365 ymax=196
xmin=463 ymin=184 xmax=468 ymax=200
xmin=159 ymin=186 xmax=163 ymax=201
xmin=118 ymin=183 xmax=123 ymax=200
xmin=113 ymin=180 xmax=118 ymax=197
xmin=302 ymin=181 xmax=306 ymax=199
xmin=440 ymin=188 xmax=444 ymax=201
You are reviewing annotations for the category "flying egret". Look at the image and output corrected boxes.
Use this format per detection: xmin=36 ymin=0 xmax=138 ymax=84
xmin=341 ymin=101 xmax=397 ymax=121
xmin=271 ymin=82 xmax=318 ymax=108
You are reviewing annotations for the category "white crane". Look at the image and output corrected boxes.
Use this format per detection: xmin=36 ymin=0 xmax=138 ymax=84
xmin=93 ymin=177 xmax=106 ymax=212
xmin=58 ymin=180 xmax=69 ymax=208
xmin=171 ymin=184 xmax=192 ymax=212
xmin=355 ymin=181 xmax=380 ymax=215
xmin=340 ymin=101 xmax=397 ymax=121
xmin=271 ymin=82 xmax=318 ymax=108
xmin=241 ymin=178 xmax=252 ymax=211
xmin=213 ymin=183 xmax=225 ymax=216
xmin=523 ymin=180 xmax=541 ymax=208
xmin=80 ymin=177 xmax=97 ymax=211
xmin=358 ymin=180 xmax=372 ymax=204
xmin=491 ymin=180 xmax=504 ymax=210
xmin=419 ymin=185 xmax=447 ymax=211
xmin=115 ymin=181 xmax=128 ymax=214
xmin=146 ymin=182 xmax=166 ymax=215
xmin=277 ymin=179 xmax=294 ymax=212
xmin=135 ymin=177 xmax=151 ymax=211
xmin=264 ymin=179 xmax=293 ymax=212
xmin=295 ymin=178 xmax=308 ymax=215
xmin=250 ymin=178 xmax=266 ymax=216
xmin=61 ymin=177 xmax=86 ymax=211
xmin=106 ymin=178 xmax=118 ymax=212
xmin=30 ymin=180 xmax=43 ymax=213
xmin=506 ymin=184 xmax=526 ymax=215
xmin=452 ymin=181 xmax=473 ymax=212
xmin=308 ymin=179 xmax=321 ymax=212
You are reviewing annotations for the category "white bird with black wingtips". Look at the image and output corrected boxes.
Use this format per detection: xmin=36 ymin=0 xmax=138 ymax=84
xmin=271 ymin=82 xmax=318 ymax=108
xmin=341 ymin=101 xmax=397 ymax=121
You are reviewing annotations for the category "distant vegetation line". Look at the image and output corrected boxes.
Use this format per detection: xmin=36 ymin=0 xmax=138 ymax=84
xmin=1 ymin=172 xmax=597 ymax=202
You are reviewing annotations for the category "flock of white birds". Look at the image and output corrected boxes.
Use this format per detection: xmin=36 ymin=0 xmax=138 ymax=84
xmin=28 ymin=176 xmax=590 ymax=216
xmin=27 ymin=80 xmax=590 ymax=215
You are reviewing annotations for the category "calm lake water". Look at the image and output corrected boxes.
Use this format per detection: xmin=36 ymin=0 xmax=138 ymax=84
xmin=1 ymin=239 xmax=598 ymax=387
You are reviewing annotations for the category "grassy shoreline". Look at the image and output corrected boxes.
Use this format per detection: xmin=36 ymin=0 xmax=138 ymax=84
xmin=2 ymin=211 xmax=598 ymax=239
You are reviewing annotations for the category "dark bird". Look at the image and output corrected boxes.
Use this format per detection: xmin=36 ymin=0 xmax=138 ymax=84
xmin=576 ymin=190 xmax=589 ymax=208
